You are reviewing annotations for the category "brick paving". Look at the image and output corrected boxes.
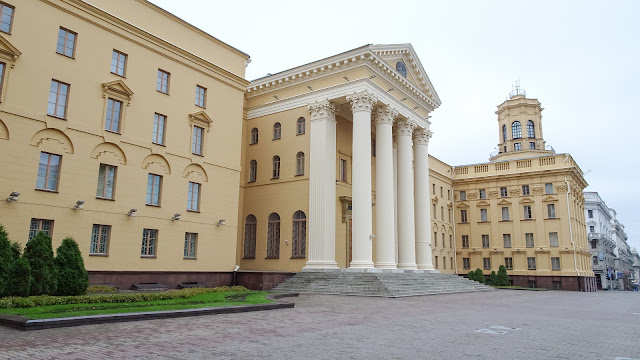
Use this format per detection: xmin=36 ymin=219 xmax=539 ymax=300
xmin=0 ymin=290 xmax=638 ymax=360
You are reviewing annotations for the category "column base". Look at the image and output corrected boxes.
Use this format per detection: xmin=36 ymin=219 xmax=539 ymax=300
xmin=374 ymin=262 xmax=398 ymax=269
xmin=302 ymin=261 xmax=339 ymax=271
xmin=397 ymin=263 xmax=418 ymax=270
xmin=417 ymin=264 xmax=435 ymax=270
xmin=349 ymin=260 xmax=375 ymax=269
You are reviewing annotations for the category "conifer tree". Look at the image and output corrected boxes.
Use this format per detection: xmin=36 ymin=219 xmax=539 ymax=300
xmin=55 ymin=237 xmax=88 ymax=296
xmin=24 ymin=232 xmax=57 ymax=296
xmin=474 ymin=268 xmax=486 ymax=284
xmin=497 ymin=265 xmax=510 ymax=286
xmin=0 ymin=225 xmax=13 ymax=297
xmin=489 ymin=270 xmax=498 ymax=286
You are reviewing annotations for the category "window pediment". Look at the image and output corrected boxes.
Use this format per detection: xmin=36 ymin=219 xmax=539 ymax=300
xmin=476 ymin=200 xmax=490 ymax=207
xmin=102 ymin=80 xmax=134 ymax=104
xmin=497 ymin=199 xmax=512 ymax=205
xmin=189 ymin=111 xmax=213 ymax=132
xmin=456 ymin=202 xmax=469 ymax=208
xmin=0 ymin=35 xmax=21 ymax=65
xmin=519 ymin=197 xmax=534 ymax=204
xmin=542 ymin=195 xmax=559 ymax=202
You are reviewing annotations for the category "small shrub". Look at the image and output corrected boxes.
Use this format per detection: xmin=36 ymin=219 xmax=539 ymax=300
xmin=489 ymin=271 xmax=498 ymax=286
xmin=467 ymin=271 xmax=477 ymax=282
xmin=9 ymin=242 xmax=21 ymax=260
xmin=24 ymin=232 xmax=58 ymax=296
xmin=0 ymin=224 xmax=13 ymax=297
xmin=5 ymin=257 xmax=31 ymax=297
xmin=496 ymin=265 xmax=510 ymax=286
xmin=474 ymin=268 xmax=485 ymax=284
xmin=87 ymin=285 xmax=117 ymax=293
xmin=55 ymin=237 xmax=88 ymax=296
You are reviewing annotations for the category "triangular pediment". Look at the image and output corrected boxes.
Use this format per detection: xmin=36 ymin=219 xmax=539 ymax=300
xmin=542 ymin=195 xmax=559 ymax=202
xmin=519 ymin=197 xmax=535 ymax=204
xmin=476 ymin=200 xmax=491 ymax=207
xmin=456 ymin=202 xmax=469 ymax=208
xmin=587 ymin=220 xmax=597 ymax=226
xmin=497 ymin=199 xmax=512 ymax=205
xmin=189 ymin=111 xmax=213 ymax=131
xmin=102 ymin=80 xmax=134 ymax=99
xmin=0 ymin=35 xmax=21 ymax=62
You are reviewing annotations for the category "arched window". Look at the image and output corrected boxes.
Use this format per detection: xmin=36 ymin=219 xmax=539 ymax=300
xmin=296 ymin=152 xmax=304 ymax=176
xmin=250 ymin=128 xmax=258 ymax=144
xmin=272 ymin=156 xmax=280 ymax=179
xmin=511 ymin=121 xmax=521 ymax=139
xmin=267 ymin=213 xmax=280 ymax=258
xmin=243 ymin=215 xmax=257 ymax=258
xmin=527 ymin=120 xmax=535 ymax=138
xmin=502 ymin=124 xmax=507 ymax=143
xmin=249 ymin=160 xmax=257 ymax=182
xmin=273 ymin=122 xmax=281 ymax=140
xmin=296 ymin=117 xmax=306 ymax=135
xmin=292 ymin=210 xmax=306 ymax=258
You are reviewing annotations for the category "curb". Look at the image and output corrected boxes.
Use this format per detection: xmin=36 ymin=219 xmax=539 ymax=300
xmin=0 ymin=293 xmax=298 ymax=331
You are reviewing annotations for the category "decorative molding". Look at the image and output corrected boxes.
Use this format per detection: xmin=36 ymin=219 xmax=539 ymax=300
xmin=30 ymin=128 xmax=74 ymax=154
xmin=141 ymin=154 xmax=171 ymax=175
xmin=374 ymin=105 xmax=397 ymax=125
xmin=488 ymin=191 xmax=499 ymax=199
xmin=467 ymin=193 xmax=478 ymax=200
xmin=431 ymin=195 xmax=439 ymax=204
xmin=395 ymin=118 xmax=416 ymax=137
xmin=346 ymin=90 xmax=378 ymax=113
xmin=519 ymin=197 xmax=534 ymax=204
xmin=308 ymin=100 xmax=336 ymax=122
xmin=542 ymin=195 xmax=558 ymax=203
xmin=0 ymin=35 xmax=21 ymax=66
xmin=476 ymin=200 xmax=490 ymax=207
xmin=456 ymin=202 xmax=469 ymax=209
xmin=556 ymin=185 xmax=569 ymax=193
xmin=509 ymin=188 xmax=520 ymax=197
xmin=91 ymin=142 xmax=127 ymax=165
xmin=497 ymin=199 xmax=512 ymax=205
xmin=413 ymin=127 xmax=432 ymax=145
xmin=183 ymin=163 xmax=209 ymax=182
xmin=189 ymin=111 xmax=213 ymax=131
xmin=532 ymin=187 xmax=544 ymax=195
xmin=102 ymin=80 xmax=134 ymax=105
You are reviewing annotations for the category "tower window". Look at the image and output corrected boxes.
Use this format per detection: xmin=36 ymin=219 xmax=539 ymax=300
xmin=514 ymin=143 xmax=521 ymax=151
xmin=527 ymin=120 xmax=535 ymax=138
xmin=502 ymin=124 xmax=507 ymax=143
xmin=511 ymin=121 xmax=521 ymax=139
xmin=529 ymin=142 xmax=536 ymax=149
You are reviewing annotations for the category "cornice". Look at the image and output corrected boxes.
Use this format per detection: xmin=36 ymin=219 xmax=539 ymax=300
xmin=452 ymin=167 xmax=584 ymax=185
xmin=51 ymin=0 xmax=249 ymax=91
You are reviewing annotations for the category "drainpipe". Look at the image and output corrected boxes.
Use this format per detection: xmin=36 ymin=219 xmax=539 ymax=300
xmin=233 ymin=265 xmax=239 ymax=287
xmin=564 ymin=174 xmax=581 ymax=291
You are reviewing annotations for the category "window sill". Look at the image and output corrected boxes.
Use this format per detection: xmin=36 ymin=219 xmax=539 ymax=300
xmin=247 ymin=180 xmax=256 ymax=183
xmin=521 ymin=218 xmax=535 ymax=221
xmin=499 ymin=220 xmax=512 ymax=222
xmin=156 ymin=90 xmax=169 ymax=95
xmin=271 ymin=177 xmax=280 ymax=180
xmin=546 ymin=217 xmax=559 ymax=220
xmin=96 ymin=197 xmax=115 ymax=201
xmin=295 ymin=174 xmax=304 ymax=177
xmin=47 ymin=114 xmax=67 ymax=120
xmin=272 ymin=138 xmax=281 ymax=141
xmin=265 ymin=256 xmax=280 ymax=259
xmin=35 ymin=188 xmax=59 ymax=193
xmin=141 ymin=256 xmax=157 ymax=259
xmin=478 ymin=221 xmax=490 ymax=223
xmin=146 ymin=203 xmax=161 ymax=207
xmin=56 ymin=52 xmax=75 ymax=59
xmin=242 ymin=257 xmax=255 ymax=260
xmin=195 ymin=105 xmax=206 ymax=109
xmin=250 ymin=143 xmax=257 ymax=146
xmin=105 ymin=129 xmax=121 ymax=135
xmin=192 ymin=153 xmax=204 ymax=157
xmin=152 ymin=142 xmax=166 ymax=147
xmin=187 ymin=210 xmax=200 ymax=213
xmin=110 ymin=72 xmax=126 ymax=78
xmin=89 ymin=253 xmax=109 ymax=257
xmin=183 ymin=257 xmax=197 ymax=260
xmin=290 ymin=256 xmax=306 ymax=259
xmin=296 ymin=133 xmax=305 ymax=136
xmin=458 ymin=222 xmax=469 ymax=224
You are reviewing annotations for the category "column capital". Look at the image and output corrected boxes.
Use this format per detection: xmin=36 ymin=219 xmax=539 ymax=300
xmin=347 ymin=90 xmax=378 ymax=113
xmin=413 ymin=127 xmax=433 ymax=145
xmin=374 ymin=106 xmax=398 ymax=126
xmin=395 ymin=118 xmax=416 ymax=137
xmin=308 ymin=100 xmax=336 ymax=122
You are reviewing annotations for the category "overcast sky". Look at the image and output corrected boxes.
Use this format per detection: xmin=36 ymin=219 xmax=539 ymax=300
xmin=150 ymin=0 xmax=639 ymax=250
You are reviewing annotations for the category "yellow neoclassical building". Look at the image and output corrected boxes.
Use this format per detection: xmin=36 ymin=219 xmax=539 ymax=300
xmin=0 ymin=0 xmax=594 ymax=291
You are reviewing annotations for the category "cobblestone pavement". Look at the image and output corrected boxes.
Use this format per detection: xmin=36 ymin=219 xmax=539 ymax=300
xmin=1 ymin=290 xmax=639 ymax=360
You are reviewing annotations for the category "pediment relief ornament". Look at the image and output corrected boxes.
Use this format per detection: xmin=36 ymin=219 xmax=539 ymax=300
xmin=556 ymin=185 xmax=569 ymax=193
xmin=0 ymin=35 xmax=21 ymax=66
xmin=497 ymin=199 xmax=511 ymax=205
xmin=467 ymin=193 xmax=478 ymax=200
xmin=102 ymin=80 xmax=134 ymax=105
xmin=519 ymin=197 xmax=534 ymax=204
xmin=189 ymin=111 xmax=213 ymax=132
xmin=532 ymin=187 xmax=544 ymax=195
xmin=542 ymin=196 xmax=558 ymax=203
xmin=456 ymin=202 xmax=469 ymax=208
xmin=476 ymin=200 xmax=490 ymax=207
xmin=488 ymin=191 xmax=499 ymax=199
xmin=509 ymin=189 xmax=520 ymax=197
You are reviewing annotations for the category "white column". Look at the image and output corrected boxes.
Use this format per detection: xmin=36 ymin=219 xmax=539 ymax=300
xmin=393 ymin=138 xmax=399 ymax=264
xmin=396 ymin=119 xmax=418 ymax=269
xmin=303 ymin=100 xmax=339 ymax=270
xmin=346 ymin=90 xmax=377 ymax=268
xmin=414 ymin=128 xmax=435 ymax=270
xmin=374 ymin=106 xmax=397 ymax=269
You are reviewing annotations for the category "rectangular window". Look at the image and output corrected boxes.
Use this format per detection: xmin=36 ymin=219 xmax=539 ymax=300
xmin=503 ymin=234 xmax=511 ymax=248
xmin=96 ymin=163 xmax=116 ymax=199
xmin=184 ymin=232 xmax=197 ymax=258
xmin=371 ymin=138 xmax=376 ymax=157
xmin=451 ymin=257 xmax=454 ymax=270
xmin=187 ymin=182 xmax=200 ymax=212
xmin=56 ymin=27 xmax=77 ymax=58
xmin=501 ymin=207 xmax=509 ymax=221
xmin=529 ymin=142 xmax=536 ymax=149
xmin=591 ymin=239 xmax=597 ymax=249
xmin=90 ymin=224 xmax=110 ymax=255
xmin=482 ymin=234 xmax=490 ymax=248
xmin=0 ymin=2 xmax=14 ymax=34
xmin=440 ymin=187 xmax=443 ymax=197
xmin=433 ymin=204 xmax=437 ymax=218
xmin=459 ymin=191 xmax=466 ymax=201
xmin=152 ymin=113 xmax=166 ymax=145
xmin=480 ymin=208 xmax=488 ymax=222
xmin=522 ymin=185 xmax=530 ymax=196
xmin=461 ymin=235 xmax=469 ymax=248
xmin=36 ymin=152 xmax=61 ymax=191
xmin=514 ymin=143 xmax=522 ymax=151
xmin=504 ymin=257 xmax=513 ymax=270
xmin=460 ymin=209 xmax=467 ymax=223
xmin=195 ymin=85 xmax=206 ymax=108
xmin=483 ymin=257 xmax=491 ymax=270
xmin=141 ymin=229 xmax=158 ymax=257
xmin=479 ymin=189 xmax=486 ymax=199
xmin=549 ymin=232 xmax=559 ymax=247
xmin=527 ymin=257 xmax=536 ymax=270
xmin=448 ymin=208 xmax=452 ymax=222
xmin=432 ymin=183 xmax=436 ymax=194
xmin=463 ymin=257 xmax=470 ymax=270
xmin=589 ymin=225 xmax=595 ymax=233
xmin=435 ymin=256 xmax=438 ymax=269
xmin=434 ymin=231 xmax=438 ymax=246
xmin=443 ymin=255 xmax=446 ymax=269
xmin=588 ymin=210 xmax=593 ymax=218
xmin=500 ymin=187 xmax=508 ymax=197
xmin=441 ymin=206 xmax=444 ymax=220
xmin=157 ymin=69 xmax=170 ymax=94
xmin=29 ymin=218 xmax=53 ymax=241
xmin=0 ymin=62 xmax=5 ymax=99
xmin=340 ymin=159 xmax=347 ymax=182
xmin=525 ymin=233 xmax=534 ymax=248
xmin=105 ymin=98 xmax=122 ymax=133
xmin=547 ymin=204 xmax=556 ymax=218
xmin=146 ymin=174 xmax=162 ymax=206
xmin=449 ymin=235 xmax=453 ymax=248
xmin=448 ymin=190 xmax=451 ymax=200
xmin=528 ymin=280 xmax=537 ymax=288
xmin=552 ymin=281 xmax=562 ymax=290
xmin=523 ymin=205 xmax=532 ymax=220
xmin=48 ymin=80 xmax=69 ymax=118
xmin=551 ymin=257 xmax=560 ymax=271
xmin=442 ymin=233 xmax=445 ymax=248
xmin=545 ymin=183 xmax=554 ymax=194
xmin=111 ymin=50 xmax=127 ymax=77
xmin=192 ymin=126 xmax=204 ymax=155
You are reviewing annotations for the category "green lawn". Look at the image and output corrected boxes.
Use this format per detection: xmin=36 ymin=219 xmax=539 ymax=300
xmin=0 ymin=291 xmax=273 ymax=319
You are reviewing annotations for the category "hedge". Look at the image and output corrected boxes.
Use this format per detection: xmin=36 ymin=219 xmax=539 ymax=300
xmin=0 ymin=286 xmax=249 ymax=308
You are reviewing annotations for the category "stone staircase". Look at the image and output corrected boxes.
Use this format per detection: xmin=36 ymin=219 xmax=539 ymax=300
xmin=271 ymin=271 xmax=493 ymax=298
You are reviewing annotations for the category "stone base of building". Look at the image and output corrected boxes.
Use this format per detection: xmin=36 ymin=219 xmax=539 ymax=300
xmin=509 ymin=275 xmax=597 ymax=292
xmin=235 ymin=271 xmax=296 ymax=291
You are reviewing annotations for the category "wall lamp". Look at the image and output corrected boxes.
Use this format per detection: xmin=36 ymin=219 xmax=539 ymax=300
xmin=217 ymin=219 xmax=226 ymax=226
xmin=74 ymin=200 xmax=85 ymax=210
xmin=128 ymin=209 xmax=137 ymax=217
xmin=6 ymin=191 xmax=19 ymax=202
xmin=172 ymin=213 xmax=181 ymax=221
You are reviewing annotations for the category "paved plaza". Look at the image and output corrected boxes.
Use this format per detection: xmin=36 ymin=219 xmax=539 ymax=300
xmin=0 ymin=290 xmax=638 ymax=360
